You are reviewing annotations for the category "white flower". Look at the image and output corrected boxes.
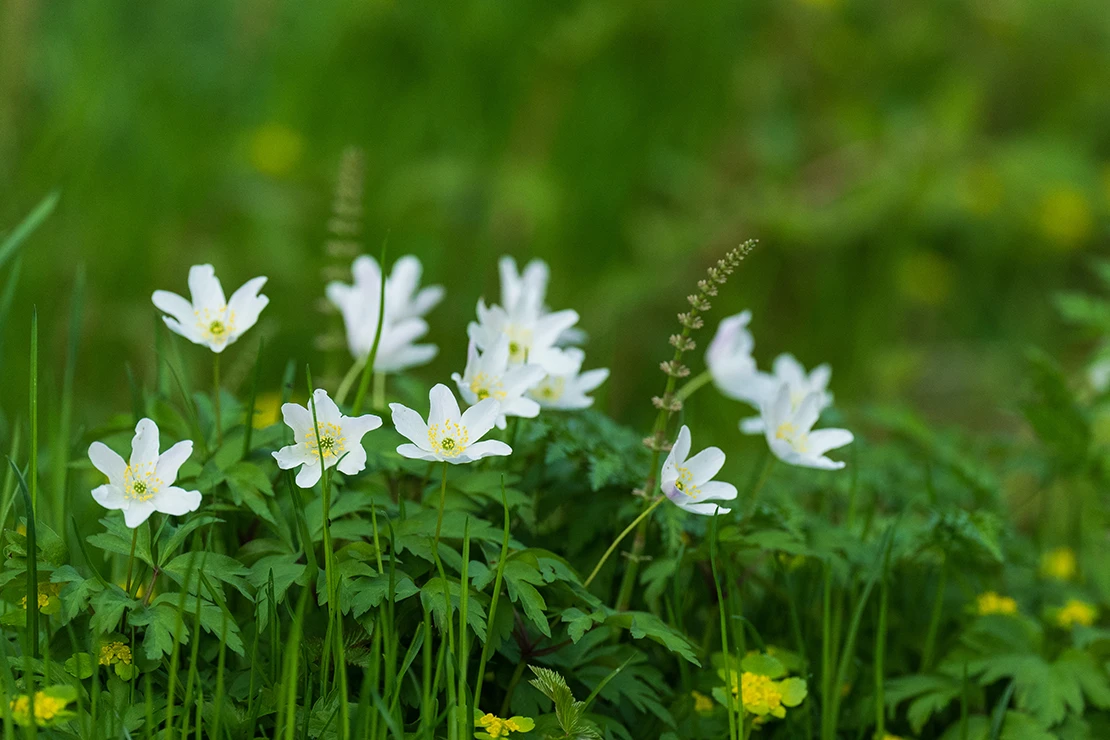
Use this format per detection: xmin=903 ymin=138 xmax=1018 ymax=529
xmin=326 ymin=255 xmax=444 ymax=373
xmin=528 ymin=348 xmax=609 ymax=410
xmin=760 ymin=382 xmax=853 ymax=470
xmin=152 ymin=264 xmax=269 ymax=353
xmin=499 ymin=256 xmax=550 ymax=320
xmin=273 ymin=389 xmax=383 ymax=488
xmin=660 ymin=425 xmax=738 ymax=515
xmin=740 ymin=354 xmax=833 ymax=434
xmin=451 ymin=337 xmax=546 ymax=429
xmin=88 ymin=419 xmax=202 ymax=528
xmin=467 ymin=300 xmax=580 ymax=374
xmin=390 ymin=384 xmax=512 ymax=464
xmin=706 ymin=312 xmax=775 ymax=406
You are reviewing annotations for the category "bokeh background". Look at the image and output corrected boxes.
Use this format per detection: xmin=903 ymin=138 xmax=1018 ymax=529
xmin=2 ymin=0 xmax=1110 ymax=439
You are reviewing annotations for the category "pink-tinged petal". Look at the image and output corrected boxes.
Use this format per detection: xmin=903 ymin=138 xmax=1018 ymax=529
xmin=155 ymin=440 xmax=193 ymax=484
xmin=458 ymin=439 xmax=511 ymax=462
xmin=680 ymin=501 xmax=733 ymax=516
xmin=336 ymin=445 xmax=368 ymax=476
xmin=153 ymin=486 xmax=202 ymax=517
xmin=295 ymin=462 xmax=322 ymax=489
xmin=122 ymin=501 xmax=157 ymax=528
xmin=390 ymin=404 xmax=430 ymax=448
xmin=187 ymin=264 xmax=226 ymax=311
xmin=685 ymin=447 xmax=726 ymax=485
xmin=428 ymin=384 xmax=461 ymax=428
xmin=91 ymin=484 xmax=126 ymax=511
xmin=459 ymin=398 xmax=501 ymax=441
xmin=88 ymin=442 xmax=126 ymax=486
xmin=397 ymin=443 xmax=440 ymax=462
xmin=272 ymin=444 xmax=306 ymax=470
xmin=130 ymin=419 xmax=160 ymax=469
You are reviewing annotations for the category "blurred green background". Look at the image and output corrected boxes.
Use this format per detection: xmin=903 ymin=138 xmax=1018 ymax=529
xmin=2 ymin=0 xmax=1109 ymax=437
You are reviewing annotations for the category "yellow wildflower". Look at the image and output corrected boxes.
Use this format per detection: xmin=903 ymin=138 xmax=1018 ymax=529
xmin=1039 ymin=186 xmax=1092 ymax=250
xmin=720 ymin=663 xmax=807 ymax=720
xmin=474 ymin=712 xmax=535 ymax=739
xmin=1057 ymin=599 xmax=1098 ymax=629
xmin=252 ymin=391 xmax=284 ymax=429
xmin=976 ymin=591 xmax=1018 ymax=616
xmin=1041 ymin=547 xmax=1077 ymax=581
xmin=20 ymin=582 xmax=60 ymax=611
xmin=692 ymin=690 xmax=714 ymax=713
xmin=9 ymin=691 xmax=68 ymax=726
xmin=99 ymin=641 xmax=132 ymax=666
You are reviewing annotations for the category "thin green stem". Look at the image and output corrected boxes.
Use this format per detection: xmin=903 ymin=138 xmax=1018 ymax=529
xmin=585 ymin=497 xmax=665 ymax=589
xmin=499 ymin=661 xmax=528 ymax=718
xmin=920 ymin=560 xmax=947 ymax=672
xmin=709 ymin=515 xmax=738 ymax=740
xmin=745 ymin=455 xmax=775 ymax=517
xmin=335 ymin=358 xmax=364 ymax=406
xmin=372 ymin=372 xmax=386 ymax=411
xmin=434 ymin=462 xmax=449 ymax=549
xmin=353 ymin=240 xmax=388 ymax=416
xmin=125 ymin=529 xmax=138 ymax=594
xmin=213 ymin=352 xmax=223 ymax=447
xmin=674 ymin=369 xmax=713 ymax=403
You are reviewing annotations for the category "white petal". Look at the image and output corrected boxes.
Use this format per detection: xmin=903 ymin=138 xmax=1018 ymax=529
xmin=390 ymin=403 xmax=430 ymax=448
xmin=155 ymin=440 xmax=193 ymax=484
xmin=161 ymin=315 xmax=201 ymax=344
xmin=88 ymin=442 xmax=126 ymax=486
xmin=91 ymin=484 xmax=127 ymax=511
xmin=272 ymin=444 xmax=307 ymax=470
xmin=504 ymin=397 xmax=541 ymax=419
xmin=227 ymin=276 xmax=269 ymax=337
xmin=344 ymin=413 xmax=383 ymax=441
xmin=794 ymin=391 xmax=823 ymax=432
xmin=685 ymin=447 xmax=726 ymax=485
xmin=574 ymin=368 xmax=609 ymax=394
xmin=281 ymin=402 xmax=312 ymax=437
xmin=459 ymin=398 xmax=501 ymax=441
xmin=122 ymin=501 xmax=157 ymax=528
xmin=807 ymin=428 xmax=854 ymax=457
xmin=152 ymin=290 xmax=194 ymax=324
xmin=739 ymin=416 xmax=764 ymax=435
xmin=532 ymin=310 xmax=579 ymax=350
xmin=458 ymin=439 xmax=511 ymax=462
xmin=397 ymin=443 xmax=440 ymax=462
xmin=153 ymin=486 xmax=202 ymax=516
xmin=375 ymin=342 xmax=437 ymax=373
xmin=309 ymin=389 xmax=342 ymax=426
xmin=679 ymin=501 xmax=732 ymax=516
xmin=411 ymin=285 xmax=445 ymax=317
xmin=295 ymin=461 xmax=322 ymax=489
xmin=130 ymin=419 xmax=160 ymax=469
xmin=187 ymin=264 xmax=226 ymax=310
xmin=428 ymin=384 xmax=461 ymax=428
xmin=336 ymin=445 xmax=368 ymax=476
xmin=670 ymin=426 xmax=691 ymax=467
xmin=697 ymin=481 xmax=738 ymax=502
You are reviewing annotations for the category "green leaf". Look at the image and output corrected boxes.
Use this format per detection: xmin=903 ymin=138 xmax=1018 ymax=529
xmin=157 ymin=516 xmax=223 ymax=567
xmin=87 ymin=517 xmax=153 ymax=567
xmin=90 ymin=586 xmax=139 ymax=634
xmin=63 ymin=653 xmax=94 ymax=679
xmin=604 ymin=611 xmax=701 ymax=666
xmin=163 ymin=552 xmax=251 ymax=598
xmin=348 ymin=572 xmax=420 ymax=617
xmin=420 ymin=577 xmax=488 ymax=640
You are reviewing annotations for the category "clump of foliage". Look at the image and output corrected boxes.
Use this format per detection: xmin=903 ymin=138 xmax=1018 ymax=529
xmin=2 ymin=198 xmax=1110 ymax=740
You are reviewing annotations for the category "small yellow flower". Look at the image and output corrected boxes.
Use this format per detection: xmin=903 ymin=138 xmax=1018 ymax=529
xmin=9 ymin=691 xmax=68 ymax=726
xmin=741 ymin=672 xmax=786 ymax=718
xmin=883 ymin=735 xmax=905 ymax=740
xmin=1057 ymin=599 xmax=1098 ymax=629
xmin=1041 ymin=547 xmax=1078 ymax=581
xmin=1038 ymin=186 xmax=1092 ymax=250
xmin=252 ymin=391 xmax=284 ymax=429
xmin=692 ymin=690 xmax=714 ymax=713
xmin=474 ymin=712 xmax=535 ymax=739
xmin=99 ymin=641 xmax=132 ymax=666
xmin=976 ymin=591 xmax=1018 ymax=616
xmin=20 ymin=583 xmax=60 ymax=611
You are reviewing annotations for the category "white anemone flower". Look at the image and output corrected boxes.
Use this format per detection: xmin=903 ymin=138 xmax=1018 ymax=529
xmin=152 ymin=264 xmax=269 ymax=353
xmin=326 ymin=255 xmax=444 ymax=373
xmin=761 ymin=382 xmax=853 ymax=470
xmin=660 ymin=425 xmax=738 ymax=515
xmin=528 ymin=348 xmax=609 ymax=410
xmin=740 ymin=354 xmax=833 ymax=434
xmin=390 ymin=384 xmax=512 ymax=464
xmin=88 ymin=419 xmax=202 ymax=528
xmin=467 ymin=300 xmax=579 ymax=374
xmin=706 ymin=311 xmax=774 ymax=406
xmin=451 ymin=336 xmax=546 ymax=429
xmin=273 ymin=389 xmax=383 ymax=488
xmin=498 ymin=256 xmax=586 ymax=347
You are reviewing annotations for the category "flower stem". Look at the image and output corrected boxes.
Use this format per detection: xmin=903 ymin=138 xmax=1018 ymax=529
xmin=584 ymin=497 xmax=665 ymax=588
xmin=434 ymin=462 xmax=449 ymax=549
xmin=745 ymin=455 xmax=775 ymax=518
xmin=334 ymin=357 xmax=364 ymax=406
xmin=674 ymin=369 xmax=713 ymax=404
xmin=125 ymin=528 xmax=138 ymax=594
xmin=352 ymin=239 xmax=388 ymax=416
xmin=212 ymin=352 xmax=223 ymax=447
xmin=372 ymin=372 xmax=386 ymax=411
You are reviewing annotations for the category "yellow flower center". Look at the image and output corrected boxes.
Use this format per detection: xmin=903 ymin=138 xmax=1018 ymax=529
xmin=469 ymin=373 xmax=506 ymax=402
xmin=124 ymin=461 xmax=162 ymax=502
xmin=1041 ymin=547 xmax=1077 ymax=580
xmin=1058 ymin=599 xmax=1098 ymax=628
xmin=503 ymin=325 xmax=533 ymax=363
xmin=428 ymin=421 xmax=469 ymax=458
xmin=535 ymin=377 xmax=565 ymax=402
xmin=775 ymin=422 xmax=807 ymax=451
xmin=305 ymin=422 xmax=346 ymax=461
xmin=195 ymin=307 xmax=237 ymax=343
xmin=99 ymin=641 xmax=133 ymax=666
xmin=692 ymin=690 xmax=714 ymax=713
xmin=477 ymin=713 xmax=529 ymax=738
xmin=672 ymin=466 xmax=699 ymax=498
